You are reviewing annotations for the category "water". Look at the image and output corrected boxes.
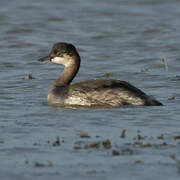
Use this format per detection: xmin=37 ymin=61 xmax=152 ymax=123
xmin=0 ymin=0 xmax=180 ymax=179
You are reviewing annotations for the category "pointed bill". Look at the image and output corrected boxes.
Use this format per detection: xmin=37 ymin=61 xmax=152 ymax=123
xmin=37 ymin=56 xmax=51 ymax=62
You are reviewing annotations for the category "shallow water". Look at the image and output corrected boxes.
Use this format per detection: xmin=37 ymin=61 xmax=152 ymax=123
xmin=1 ymin=0 xmax=180 ymax=179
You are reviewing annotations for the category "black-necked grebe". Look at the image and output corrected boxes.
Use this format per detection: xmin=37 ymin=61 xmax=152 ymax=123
xmin=38 ymin=42 xmax=162 ymax=107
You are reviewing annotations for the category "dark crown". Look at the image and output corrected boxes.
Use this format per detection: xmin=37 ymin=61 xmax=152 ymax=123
xmin=50 ymin=42 xmax=79 ymax=57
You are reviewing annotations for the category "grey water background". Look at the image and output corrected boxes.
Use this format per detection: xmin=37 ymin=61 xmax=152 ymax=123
xmin=1 ymin=0 xmax=180 ymax=179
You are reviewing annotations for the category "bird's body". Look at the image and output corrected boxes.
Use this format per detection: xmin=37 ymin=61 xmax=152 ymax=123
xmin=47 ymin=79 xmax=161 ymax=107
xmin=38 ymin=42 xmax=162 ymax=107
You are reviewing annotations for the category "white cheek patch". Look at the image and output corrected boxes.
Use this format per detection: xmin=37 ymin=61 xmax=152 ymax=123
xmin=51 ymin=57 xmax=70 ymax=67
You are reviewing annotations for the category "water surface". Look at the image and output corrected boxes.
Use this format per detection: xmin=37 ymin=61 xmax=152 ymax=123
xmin=0 ymin=0 xmax=180 ymax=179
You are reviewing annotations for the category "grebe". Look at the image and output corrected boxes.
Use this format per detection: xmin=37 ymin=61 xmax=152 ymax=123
xmin=38 ymin=42 xmax=162 ymax=107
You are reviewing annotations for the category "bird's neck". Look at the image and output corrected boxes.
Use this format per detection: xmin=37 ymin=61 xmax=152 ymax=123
xmin=54 ymin=58 xmax=80 ymax=87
